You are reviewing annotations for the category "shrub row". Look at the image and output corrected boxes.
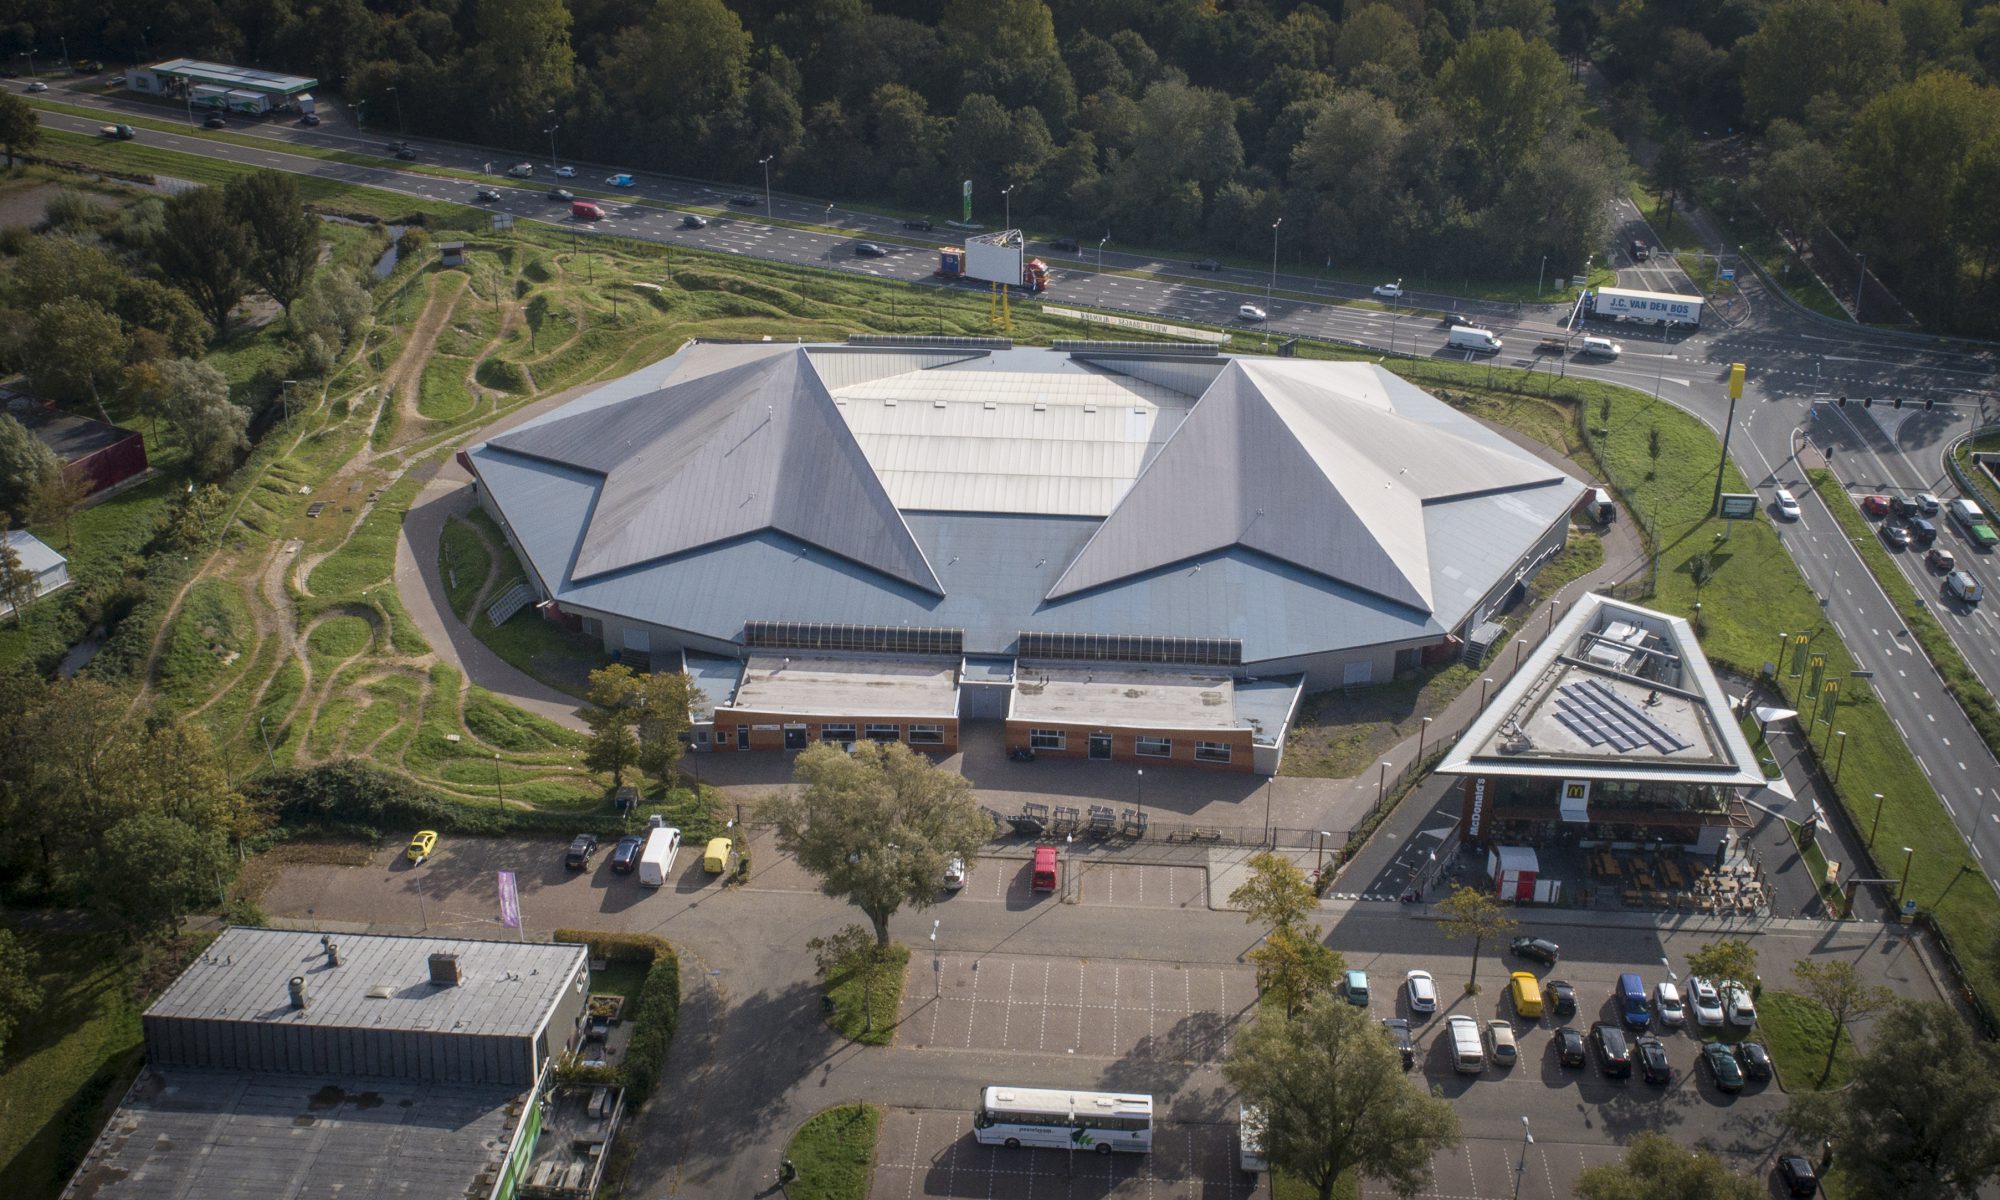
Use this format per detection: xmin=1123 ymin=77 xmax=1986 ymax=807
xmin=551 ymin=929 xmax=681 ymax=1104
xmin=250 ymin=759 xmax=705 ymax=839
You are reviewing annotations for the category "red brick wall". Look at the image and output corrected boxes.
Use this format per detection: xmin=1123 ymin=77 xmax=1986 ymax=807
xmin=1002 ymin=720 xmax=1254 ymax=772
xmin=714 ymin=709 xmax=959 ymax=756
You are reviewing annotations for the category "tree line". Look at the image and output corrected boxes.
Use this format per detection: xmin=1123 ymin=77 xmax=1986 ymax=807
xmin=10 ymin=0 xmax=1626 ymax=282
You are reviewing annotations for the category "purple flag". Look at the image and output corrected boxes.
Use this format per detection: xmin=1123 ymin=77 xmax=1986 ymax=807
xmin=497 ymin=870 xmax=520 ymax=929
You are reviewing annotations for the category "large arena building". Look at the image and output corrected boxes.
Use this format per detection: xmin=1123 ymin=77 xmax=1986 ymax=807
xmin=466 ymin=339 xmax=1586 ymax=773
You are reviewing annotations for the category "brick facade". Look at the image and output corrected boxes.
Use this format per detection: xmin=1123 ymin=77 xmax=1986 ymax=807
xmin=714 ymin=709 xmax=960 ymax=756
xmin=1002 ymin=720 xmax=1255 ymax=772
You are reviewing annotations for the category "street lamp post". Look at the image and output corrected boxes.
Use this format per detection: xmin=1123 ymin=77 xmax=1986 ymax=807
xmin=354 ymin=98 xmax=367 ymax=132
xmin=1417 ymin=716 xmax=1433 ymax=765
xmin=1098 ymin=236 xmax=1107 ymax=269
xmin=931 ymin=919 xmax=941 ymax=1000
xmin=1376 ymin=761 xmax=1391 ymax=811
xmin=544 ymin=110 xmax=559 ymax=171
xmin=1002 ymin=184 xmax=1015 ymax=231
xmin=1538 ymin=255 xmax=1547 ymax=296
xmin=1479 ymin=676 xmax=1495 ymax=709
xmin=1870 ymin=792 xmax=1886 ymax=847
xmin=387 ymin=85 xmax=404 ymax=136
xmin=258 ymin=715 xmax=275 ymax=767
xmin=494 ymin=753 xmax=504 ymax=803
xmin=759 ymin=154 xmax=775 ymax=218
xmin=1833 ymin=730 xmax=1848 ymax=784
xmin=1269 ymin=217 xmax=1283 ymax=306
xmin=1512 ymin=1117 xmax=1534 ymax=1200
xmin=1135 ymin=768 xmax=1144 ymax=821
xmin=1315 ymin=830 xmax=1332 ymax=879
xmin=1896 ymin=846 xmax=1915 ymax=909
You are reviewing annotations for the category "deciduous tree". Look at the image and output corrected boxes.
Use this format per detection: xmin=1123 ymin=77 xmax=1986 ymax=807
xmin=634 ymin=670 xmax=701 ymax=787
xmin=1791 ymin=957 xmax=1895 ymax=1084
xmin=1434 ymin=883 xmax=1516 ymax=993
xmin=96 ymin=809 xmax=231 ymax=938
xmin=0 ymin=91 xmax=38 ymax=167
xmin=759 ymin=741 xmax=990 ymax=945
xmin=0 ymin=927 xmax=40 ymax=1064
xmin=21 ymin=463 xmax=88 ymax=549
xmin=1684 ymin=938 xmax=1758 ymax=989
xmin=0 ymin=513 xmax=37 ymax=627
xmin=1740 ymin=0 xmax=1902 ymax=127
xmin=1783 ymin=1002 xmax=2000 ymax=1199
xmin=0 ymin=415 xmax=59 ymax=513
xmin=1224 ymin=993 xmax=1461 ymax=1200
xmin=582 ymin=663 xmax=642 ymax=787
xmin=1231 ymin=852 xmax=1342 ymax=1012
xmin=24 ymin=297 xmax=125 ymax=422
xmin=225 ymin=170 xmax=320 ymax=310
xmin=153 ymin=186 xmax=251 ymax=335
xmin=1575 ymin=1132 xmax=1763 ymax=1200
xmin=153 ymin=358 xmax=249 ymax=480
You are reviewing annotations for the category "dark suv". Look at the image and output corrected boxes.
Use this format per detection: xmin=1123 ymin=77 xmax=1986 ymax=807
xmin=564 ymin=833 xmax=599 ymax=870
xmin=1592 ymin=1023 xmax=1631 ymax=1077
xmin=1381 ymin=1018 xmax=1415 ymax=1070
xmin=609 ymin=834 xmax=645 ymax=873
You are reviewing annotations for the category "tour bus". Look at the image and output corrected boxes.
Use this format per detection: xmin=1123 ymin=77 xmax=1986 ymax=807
xmin=972 ymin=1086 xmax=1153 ymax=1154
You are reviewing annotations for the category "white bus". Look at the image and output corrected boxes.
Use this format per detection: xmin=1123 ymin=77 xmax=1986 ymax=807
xmin=971 ymin=1086 xmax=1153 ymax=1155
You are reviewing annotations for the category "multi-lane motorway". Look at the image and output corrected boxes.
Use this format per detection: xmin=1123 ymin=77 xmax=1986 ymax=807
xmin=30 ymin=86 xmax=2000 ymax=888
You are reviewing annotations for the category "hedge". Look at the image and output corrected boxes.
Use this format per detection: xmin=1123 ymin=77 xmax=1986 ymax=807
xmin=553 ymin=929 xmax=681 ymax=1105
xmin=249 ymin=759 xmax=701 ymax=839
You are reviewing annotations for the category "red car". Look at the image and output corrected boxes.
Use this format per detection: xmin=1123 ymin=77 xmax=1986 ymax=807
xmin=571 ymin=200 xmax=604 ymax=221
xmin=1860 ymin=494 xmax=1891 ymax=517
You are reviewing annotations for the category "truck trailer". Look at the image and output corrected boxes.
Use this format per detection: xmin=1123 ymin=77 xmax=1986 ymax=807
xmin=937 ymin=229 xmax=1049 ymax=293
xmin=1585 ymin=286 xmax=1702 ymax=328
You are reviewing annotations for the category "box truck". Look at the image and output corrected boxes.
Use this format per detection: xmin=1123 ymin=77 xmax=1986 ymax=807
xmin=638 ymin=818 xmax=681 ymax=888
xmin=1586 ymin=286 xmax=1702 ymax=328
xmin=937 ymin=229 xmax=1049 ymax=293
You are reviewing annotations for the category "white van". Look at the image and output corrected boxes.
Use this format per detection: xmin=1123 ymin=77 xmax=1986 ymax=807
xmin=1237 ymin=1103 xmax=1268 ymax=1176
xmin=1948 ymin=497 xmax=1986 ymax=530
xmin=1447 ymin=1015 xmax=1485 ymax=1073
xmin=637 ymin=821 xmax=682 ymax=888
xmin=1579 ymin=336 xmax=1622 ymax=358
xmin=1447 ymin=326 xmax=1502 ymax=353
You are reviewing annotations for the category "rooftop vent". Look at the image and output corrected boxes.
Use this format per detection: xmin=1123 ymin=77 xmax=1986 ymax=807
xmin=288 ymin=976 xmax=309 ymax=1010
xmin=428 ymin=953 xmax=463 ymax=988
xmin=322 ymin=936 xmax=341 ymax=967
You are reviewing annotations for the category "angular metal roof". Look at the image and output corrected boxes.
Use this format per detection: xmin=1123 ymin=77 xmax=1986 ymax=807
xmin=1047 ymin=359 xmax=1571 ymax=610
xmin=488 ymin=344 xmax=942 ymax=594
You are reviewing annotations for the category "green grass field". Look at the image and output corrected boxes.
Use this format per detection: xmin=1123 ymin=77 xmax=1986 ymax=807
xmin=821 ymin=944 xmax=910 ymax=1047
xmin=1756 ymin=990 xmax=1857 ymax=1090
xmin=781 ymin=1104 xmax=881 ymax=1200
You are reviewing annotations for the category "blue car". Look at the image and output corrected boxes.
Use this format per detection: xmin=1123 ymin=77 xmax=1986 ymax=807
xmin=606 ymin=173 xmax=634 ymax=188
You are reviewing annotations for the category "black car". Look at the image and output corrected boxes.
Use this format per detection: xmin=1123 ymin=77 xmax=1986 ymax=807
xmin=564 ymin=833 xmax=599 ymax=870
xmin=1736 ymin=1040 xmax=1773 ymax=1080
xmin=609 ymin=834 xmax=645 ymax=873
xmin=1545 ymin=979 xmax=1577 ymax=1017
xmin=1890 ymin=495 xmax=1920 ymax=518
xmin=548 ymin=187 xmax=574 ymax=202
xmin=1592 ymin=1023 xmax=1631 ymax=1077
xmin=396 ymin=146 xmax=418 ymax=160
xmin=854 ymin=242 xmax=886 ymax=257
xmin=1381 ymin=1018 xmax=1415 ymax=1070
xmin=1554 ymin=1025 xmax=1587 ymax=1068
xmin=1635 ymin=1036 xmax=1671 ymax=1084
xmin=1511 ymin=936 xmax=1561 ymax=965
xmin=727 ymin=193 xmax=757 ymax=207
xmin=1703 ymin=1040 xmax=1745 ymax=1092
xmin=1882 ymin=521 xmax=1912 ymax=549
xmin=1048 ymin=237 xmax=1080 ymax=252
xmin=1193 ymin=258 xmax=1221 ymax=271
xmin=1777 ymin=1154 xmax=1820 ymax=1197
xmin=203 ymin=114 xmax=227 ymax=129
xmin=902 ymin=218 xmax=933 ymax=231
xmin=680 ymin=214 xmax=708 ymax=229
xmin=298 ymin=113 xmax=320 ymax=126
xmin=474 ymin=187 xmax=501 ymax=203
xmin=1909 ymin=516 xmax=1937 ymax=546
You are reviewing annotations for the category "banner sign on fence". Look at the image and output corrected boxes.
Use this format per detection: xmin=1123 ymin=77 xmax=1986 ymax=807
xmin=497 ymin=870 xmax=520 ymax=929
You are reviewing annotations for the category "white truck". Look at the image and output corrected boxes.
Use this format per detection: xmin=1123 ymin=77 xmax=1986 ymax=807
xmin=637 ymin=818 xmax=681 ymax=888
xmin=1447 ymin=325 xmax=1502 ymax=353
xmin=1586 ymin=286 xmax=1702 ymax=328
xmin=937 ymin=230 xmax=1050 ymax=292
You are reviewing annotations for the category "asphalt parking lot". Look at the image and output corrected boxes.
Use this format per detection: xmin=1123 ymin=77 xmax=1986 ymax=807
xmin=873 ymin=1107 xmax=1256 ymax=1199
xmin=900 ymin=952 xmax=1254 ymax=1061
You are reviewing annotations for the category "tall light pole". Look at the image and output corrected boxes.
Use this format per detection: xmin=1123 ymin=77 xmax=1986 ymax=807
xmin=494 ymin=753 xmax=504 ymax=803
xmin=1417 ymin=716 xmax=1433 ymax=764
xmin=1511 ymin=1117 xmax=1534 ymax=1200
xmin=1002 ymin=184 xmax=1015 ymax=231
xmin=387 ymin=85 xmax=404 ymax=137
xmin=1376 ymin=761 xmax=1391 ymax=811
xmin=1479 ymin=676 xmax=1495 ymax=709
xmin=544 ymin=110 xmax=559 ymax=171
xmin=59 ymin=36 xmax=68 ymax=72
xmin=759 ymin=154 xmax=775 ymax=218
xmin=1315 ymin=830 xmax=1332 ymax=879
xmin=1870 ymin=792 xmax=1886 ymax=846
xmin=258 ymin=715 xmax=275 ymax=767
xmin=354 ymin=98 xmax=367 ymax=132
xmin=1269 ymin=217 xmax=1283 ymax=305
xmin=1098 ymin=235 xmax=1108 ymax=268
xmin=1832 ymin=730 xmax=1847 ymax=784
xmin=1538 ymin=255 xmax=1547 ymax=296
xmin=1135 ymin=768 xmax=1145 ymax=821
xmin=1896 ymin=846 xmax=1915 ymax=909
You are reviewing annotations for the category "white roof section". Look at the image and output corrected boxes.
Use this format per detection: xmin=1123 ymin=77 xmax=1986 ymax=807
xmin=1010 ymin=663 xmax=1246 ymax=731
xmin=6 ymin=528 xmax=64 ymax=574
xmin=146 ymin=58 xmax=317 ymax=92
xmin=725 ymin=653 xmax=960 ymax=719
xmin=831 ymin=368 xmax=1194 ymax=516
xmin=145 ymin=927 xmax=586 ymax=1038
xmin=1049 ymin=359 xmax=1576 ymax=610
xmin=1435 ymin=593 xmax=1765 ymax=786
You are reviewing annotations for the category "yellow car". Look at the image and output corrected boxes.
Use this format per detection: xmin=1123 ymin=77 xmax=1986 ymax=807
xmin=702 ymin=836 xmax=733 ymax=874
xmin=406 ymin=830 xmax=438 ymax=863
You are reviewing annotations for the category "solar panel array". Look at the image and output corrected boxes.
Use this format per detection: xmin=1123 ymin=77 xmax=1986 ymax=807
xmin=1551 ymin=679 xmax=1691 ymax=754
xmin=745 ymin=620 xmax=964 ymax=656
xmin=1018 ymin=630 xmax=1243 ymax=667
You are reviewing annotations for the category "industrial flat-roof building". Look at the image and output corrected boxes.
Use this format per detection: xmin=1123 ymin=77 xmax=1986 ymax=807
xmin=63 ymin=928 xmax=595 ymax=1200
xmin=466 ymin=339 xmax=1586 ymax=773
xmin=124 ymin=59 xmax=318 ymax=115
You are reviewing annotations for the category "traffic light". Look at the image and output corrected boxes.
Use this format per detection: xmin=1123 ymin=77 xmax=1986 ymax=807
xmin=1837 ymin=395 xmax=1848 ymax=407
xmin=1893 ymin=397 xmax=1903 ymax=409
xmin=1863 ymin=396 xmax=1874 ymax=408
xmin=1926 ymin=397 xmax=1936 ymax=411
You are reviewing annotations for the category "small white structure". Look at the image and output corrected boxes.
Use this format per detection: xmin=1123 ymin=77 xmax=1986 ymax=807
xmin=0 ymin=529 xmax=68 ymax=616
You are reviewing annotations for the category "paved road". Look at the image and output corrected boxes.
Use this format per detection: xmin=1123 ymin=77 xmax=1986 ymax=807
xmin=33 ymin=88 xmax=2000 ymax=885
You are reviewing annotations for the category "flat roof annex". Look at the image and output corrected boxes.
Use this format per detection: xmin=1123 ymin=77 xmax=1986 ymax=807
xmin=725 ymin=653 xmax=959 ymax=719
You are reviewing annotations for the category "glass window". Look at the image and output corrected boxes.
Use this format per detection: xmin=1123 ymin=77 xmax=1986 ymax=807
xmin=1136 ymin=736 xmax=1171 ymax=758
xmin=864 ymin=723 xmax=901 ymax=742
xmin=1030 ymin=728 xmax=1066 ymax=751
xmin=820 ymin=724 xmax=856 ymax=743
xmin=1194 ymin=741 xmax=1232 ymax=763
xmin=908 ymin=725 xmax=945 ymax=745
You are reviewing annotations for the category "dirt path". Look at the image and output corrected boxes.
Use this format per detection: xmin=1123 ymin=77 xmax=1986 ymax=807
xmin=372 ymin=272 xmax=467 ymax=453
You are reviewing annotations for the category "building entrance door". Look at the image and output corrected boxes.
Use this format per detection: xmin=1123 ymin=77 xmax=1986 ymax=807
xmin=1088 ymin=733 xmax=1111 ymax=760
xmin=784 ymin=727 xmax=807 ymax=750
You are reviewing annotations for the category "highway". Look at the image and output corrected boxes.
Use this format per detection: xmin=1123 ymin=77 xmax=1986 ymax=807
xmin=29 ymin=86 xmax=2000 ymax=885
